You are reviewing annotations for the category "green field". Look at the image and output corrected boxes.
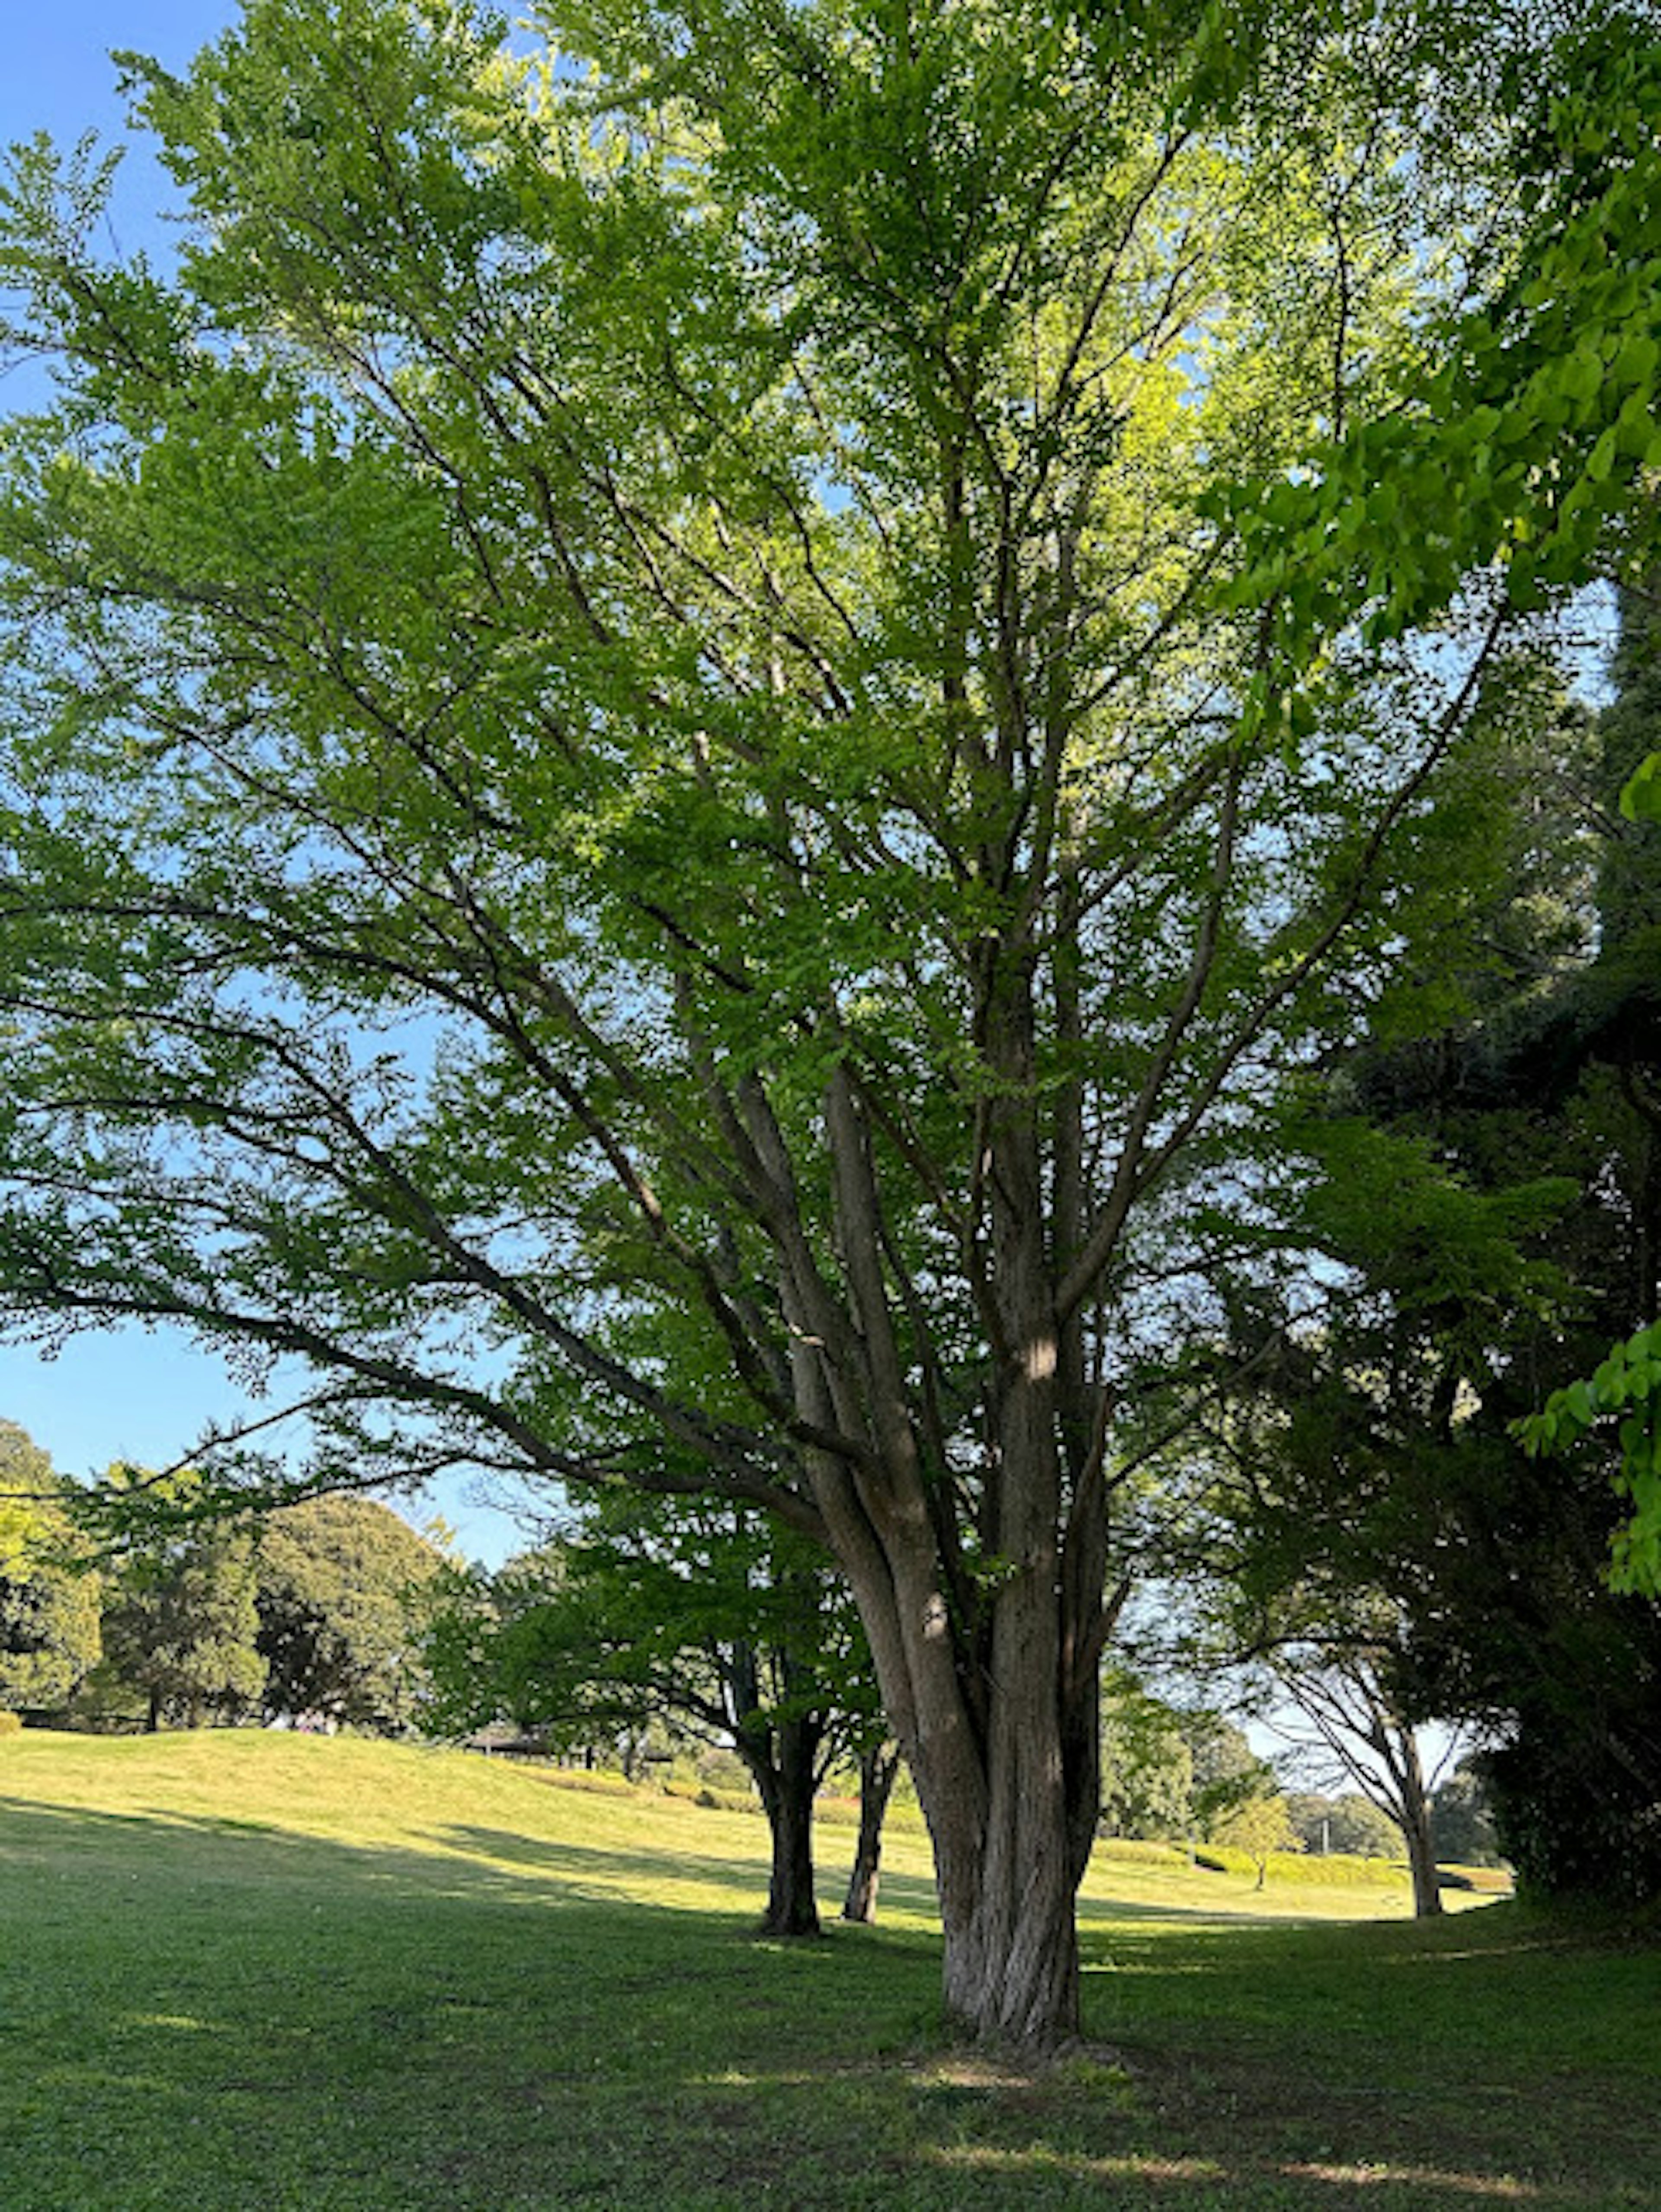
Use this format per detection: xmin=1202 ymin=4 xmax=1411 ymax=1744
xmin=1 ymin=1733 xmax=1653 ymax=2210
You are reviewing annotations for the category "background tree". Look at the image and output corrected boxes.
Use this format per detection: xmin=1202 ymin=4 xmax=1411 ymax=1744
xmin=98 ymin=1511 xmax=266 ymax=1732
xmin=0 ymin=0 xmax=1643 ymax=2043
xmin=1430 ymin=1761 xmax=1504 ymax=1870
xmin=1180 ymin=1713 xmax=1263 ymax=1818
xmin=1521 ymin=573 xmax=1661 ymax=1586
xmin=1097 ymin=1665 xmax=1194 ymax=1843
xmin=253 ymin=1493 xmax=446 ymax=1731
xmin=1251 ymin=1643 xmax=1452 ymax=1917
xmin=1212 ymin=1782 xmax=1300 ymax=1891
xmin=839 ymin=1736 xmax=903 ymax=1927
xmin=1148 ymin=1386 xmax=1466 ymax=1918
xmin=1186 ymin=597 xmax=1661 ymax=1909
xmin=424 ymin=1499 xmax=885 ymax=1937
xmin=0 ymin=1420 xmax=100 ymax=1718
xmin=1284 ymin=1790 xmax=1402 ymax=1860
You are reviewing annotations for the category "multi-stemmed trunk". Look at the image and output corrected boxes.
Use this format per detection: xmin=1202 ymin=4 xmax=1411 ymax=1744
xmin=803 ymin=1412 xmax=1103 ymax=2042
xmin=777 ymin=951 xmax=1112 ymax=2048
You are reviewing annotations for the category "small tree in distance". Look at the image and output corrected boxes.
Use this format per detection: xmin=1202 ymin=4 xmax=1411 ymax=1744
xmin=1213 ymin=1786 xmax=1301 ymax=1892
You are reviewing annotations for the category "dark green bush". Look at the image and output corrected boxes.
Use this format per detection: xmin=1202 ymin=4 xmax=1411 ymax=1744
xmin=1486 ymin=1736 xmax=1661 ymax=1907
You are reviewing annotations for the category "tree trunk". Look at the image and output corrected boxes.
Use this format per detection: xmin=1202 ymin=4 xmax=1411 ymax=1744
xmin=782 ymin=1025 xmax=1106 ymax=2046
xmin=841 ymin=1740 xmax=900 ymax=1924
xmin=923 ymin=1561 xmax=1092 ymax=2049
xmin=744 ymin=1710 xmax=824 ymax=1938
xmin=1386 ymin=1723 xmax=1443 ymax=1919
xmin=1404 ymin=1796 xmax=1445 ymax=1918
xmin=933 ymin=1755 xmax=1084 ymax=2049
xmin=823 ymin=1508 xmax=1095 ymax=2048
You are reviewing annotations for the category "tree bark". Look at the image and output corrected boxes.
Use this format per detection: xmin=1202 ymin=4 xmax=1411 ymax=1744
xmin=742 ymin=1708 xmax=824 ymax=1938
xmin=841 ymin=1740 xmax=900 ymax=1924
xmin=1405 ymin=1825 xmax=1444 ymax=1917
xmin=1401 ymin=1745 xmax=1445 ymax=1919
xmin=794 ymin=975 xmax=1106 ymax=2046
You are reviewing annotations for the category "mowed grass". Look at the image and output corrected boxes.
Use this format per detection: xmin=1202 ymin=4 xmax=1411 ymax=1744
xmin=1 ymin=1734 xmax=1655 ymax=2211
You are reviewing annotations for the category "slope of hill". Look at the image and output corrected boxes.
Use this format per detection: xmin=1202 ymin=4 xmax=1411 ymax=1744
xmin=2 ymin=1731 xmax=1651 ymax=2211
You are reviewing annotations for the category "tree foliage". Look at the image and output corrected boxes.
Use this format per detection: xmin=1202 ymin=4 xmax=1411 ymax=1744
xmin=424 ymin=1498 xmax=881 ymax=1933
xmin=1186 ymin=594 xmax=1661 ymax=1908
xmin=1097 ymin=1665 xmax=1193 ymax=1842
xmin=98 ymin=1505 xmax=267 ymax=1731
xmin=254 ymin=1492 xmax=445 ymax=1729
xmin=1430 ymin=1762 xmax=1503 ymax=1870
xmin=1212 ymin=1784 xmax=1300 ymax=1889
xmin=1284 ymin=1790 xmax=1401 ymax=1860
xmin=0 ymin=1420 xmax=100 ymax=1715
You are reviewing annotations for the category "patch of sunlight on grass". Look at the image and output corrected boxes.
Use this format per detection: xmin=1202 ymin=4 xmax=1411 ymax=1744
xmin=1085 ymin=1955 xmax=1217 ymax=1974
xmin=1282 ymin=2163 xmax=1539 ymax=2198
xmin=695 ymin=2068 xmax=824 ymax=2090
xmin=125 ymin=2015 xmax=212 ymax=2033
xmin=927 ymin=2144 xmax=1230 ymax=2185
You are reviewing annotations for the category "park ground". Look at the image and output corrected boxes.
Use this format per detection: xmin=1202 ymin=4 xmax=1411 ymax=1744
xmin=1 ymin=1731 xmax=1654 ymax=2211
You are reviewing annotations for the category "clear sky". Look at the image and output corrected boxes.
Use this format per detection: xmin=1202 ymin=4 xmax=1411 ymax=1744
xmin=0 ymin=6 xmax=240 ymax=237
xmin=0 ymin=3 xmax=526 ymax=1563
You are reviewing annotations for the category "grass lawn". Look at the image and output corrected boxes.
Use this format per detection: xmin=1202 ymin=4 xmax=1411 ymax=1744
xmin=1 ymin=1732 xmax=1654 ymax=2210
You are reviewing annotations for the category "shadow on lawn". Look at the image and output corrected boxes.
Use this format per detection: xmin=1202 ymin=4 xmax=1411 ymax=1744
xmin=0 ymin=1789 xmax=934 ymax=1935
xmin=3 ymin=1794 xmax=1656 ymax=2211
xmin=435 ymin=1818 xmax=943 ymax=1916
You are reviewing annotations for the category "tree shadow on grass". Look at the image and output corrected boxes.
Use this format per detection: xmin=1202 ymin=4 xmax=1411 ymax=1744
xmin=435 ymin=1818 xmax=943 ymax=1920
xmin=3 ymin=1794 xmax=1656 ymax=2211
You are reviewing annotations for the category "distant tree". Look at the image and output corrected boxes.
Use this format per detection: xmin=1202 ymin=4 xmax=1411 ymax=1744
xmin=1430 ymin=1761 xmax=1505 ymax=1870
xmin=98 ymin=1507 xmax=266 ymax=1731
xmin=1257 ymin=1643 xmax=1453 ymax=1918
xmin=1098 ymin=1668 xmax=1194 ymax=1843
xmin=840 ymin=1738 xmax=903 ymax=1927
xmin=1213 ymin=1782 xmax=1301 ymax=1891
xmin=1286 ymin=1791 xmax=1402 ymax=1860
xmin=1181 ymin=1711 xmax=1263 ymax=1839
xmin=1328 ymin=1793 xmax=1401 ymax=1858
xmin=424 ymin=1501 xmax=885 ymax=1937
xmin=254 ymin=1494 xmax=446 ymax=1731
xmin=0 ymin=1421 xmax=100 ymax=1718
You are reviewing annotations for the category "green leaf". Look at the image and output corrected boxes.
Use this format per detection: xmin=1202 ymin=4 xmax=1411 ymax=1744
xmin=1619 ymin=753 xmax=1661 ymax=823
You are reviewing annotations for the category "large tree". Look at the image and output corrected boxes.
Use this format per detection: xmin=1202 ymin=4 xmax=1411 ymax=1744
xmin=0 ymin=0 xmax=1648 ymax=2042
xmin=1184 ymin=607 xmax=1661 ymax=1909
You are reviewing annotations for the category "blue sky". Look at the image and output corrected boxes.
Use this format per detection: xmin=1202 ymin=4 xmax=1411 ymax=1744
xmin=0 ymin=6 xmax=240 ymax=238
xmin=0 ymin=3 xmax=526 ymax=1563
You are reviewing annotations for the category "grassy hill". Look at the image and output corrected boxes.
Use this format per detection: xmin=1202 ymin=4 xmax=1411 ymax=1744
xmin=1 ymin=1730 xmax=1653 ymax=2210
